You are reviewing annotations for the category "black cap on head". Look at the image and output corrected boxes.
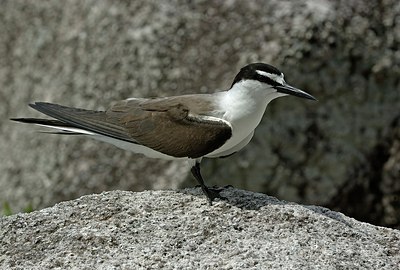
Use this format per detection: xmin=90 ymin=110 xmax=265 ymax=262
xmin=231 ymin=63 xmax=283 ymax=88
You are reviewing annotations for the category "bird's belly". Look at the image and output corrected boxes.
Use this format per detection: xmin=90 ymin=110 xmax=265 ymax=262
xmin=92 ymin=134 xmax=186 ymax=160
xmin=206 ymin=130 xmax=254 ymax=158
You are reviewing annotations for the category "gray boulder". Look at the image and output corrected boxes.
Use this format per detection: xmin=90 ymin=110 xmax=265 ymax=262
xmin=1 ymin=189 xmax=399 ymax=269
xmin=1 ymin=0 xmax=399 ymax=229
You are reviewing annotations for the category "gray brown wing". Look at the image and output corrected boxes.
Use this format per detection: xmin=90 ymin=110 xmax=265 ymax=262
xmin=107 ymin=99 xmax=232 ymax=158
xmin=30 ymin=100 xmax=232 ymax=158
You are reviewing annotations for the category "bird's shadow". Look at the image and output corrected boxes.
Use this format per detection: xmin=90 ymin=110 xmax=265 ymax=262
xmin=180 ymin=187 xmax=353 ymax=228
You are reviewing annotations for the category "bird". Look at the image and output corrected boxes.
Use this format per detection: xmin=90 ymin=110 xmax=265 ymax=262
xmin=11 ymin=63 xmax=316 ymax=204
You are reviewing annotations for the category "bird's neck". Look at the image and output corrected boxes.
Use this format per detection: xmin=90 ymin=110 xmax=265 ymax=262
xmin=221 ymin=80 xmax=282 ymax=121
xmin=219 ymin=80 xmax=284 ymax=139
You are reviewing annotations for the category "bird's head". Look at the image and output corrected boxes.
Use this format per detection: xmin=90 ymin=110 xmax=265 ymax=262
xmin=231 ymin=63 xmax=316 ymax=101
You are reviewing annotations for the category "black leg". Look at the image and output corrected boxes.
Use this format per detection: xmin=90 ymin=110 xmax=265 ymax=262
xmin=190 ymin=162 xmax=226 ymax=205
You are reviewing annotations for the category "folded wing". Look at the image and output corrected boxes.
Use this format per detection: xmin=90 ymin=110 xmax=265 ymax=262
xmin=26 ymin=100 xmax=232 ymax=158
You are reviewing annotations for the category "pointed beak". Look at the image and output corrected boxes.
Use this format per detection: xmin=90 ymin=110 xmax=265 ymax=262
xmin=275 ymin=84 xmax=317 ymax=101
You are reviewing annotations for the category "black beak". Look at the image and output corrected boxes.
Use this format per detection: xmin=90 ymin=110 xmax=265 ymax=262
xmin=275 ymin=84 xmax=317 ymax=101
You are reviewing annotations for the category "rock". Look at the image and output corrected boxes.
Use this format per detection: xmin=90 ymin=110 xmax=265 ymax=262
xmin=382 ymin=117 xmax=400 ymax=228
xmin=0 ymin=189 xmax=399 ymax=269
xmin=328 ymin=116 xmax=400 ymax=229
xmin=1 ymin=0 xmax=399 ymax=229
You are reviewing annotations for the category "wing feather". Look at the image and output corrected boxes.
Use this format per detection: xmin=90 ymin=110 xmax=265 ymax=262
xmin=28 ymin=98 xmax=232 ymax=158
xmin=29 ymin=102 xmax=135 ymax=143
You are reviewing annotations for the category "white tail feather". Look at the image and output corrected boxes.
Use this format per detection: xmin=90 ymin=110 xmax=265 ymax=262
xmin=35 ymin=124 xmax=96 ymax=135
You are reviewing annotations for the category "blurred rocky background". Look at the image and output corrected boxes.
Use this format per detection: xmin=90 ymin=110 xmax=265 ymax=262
xmin=0 ymin=0 xmax=399 ymax=229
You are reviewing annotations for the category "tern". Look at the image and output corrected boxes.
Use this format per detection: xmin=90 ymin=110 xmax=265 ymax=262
xmin=11 ymin=63 xmax=316 ymax=204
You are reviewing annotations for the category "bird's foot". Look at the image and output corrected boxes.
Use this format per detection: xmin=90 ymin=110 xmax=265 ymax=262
xmin=210 ymin=185 xmax=233 ymax=192
xmin=203 ymin=186 xmax=229 ymax=205
xmin=194 ymin=184 xmax=231 ymax=205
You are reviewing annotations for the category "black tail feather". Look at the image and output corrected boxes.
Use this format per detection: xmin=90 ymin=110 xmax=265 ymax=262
xmin=10 ymin=118 xmax=74 ymax=128
xmin=10 ymin=118 xmax=85 ymax=135
xmin=38 ymin=131 xmax=81 ymax=135
xmin=12 ymin=102 xmax=136 ymax=144
xmin=24 ymin=102 xmax=134 ymax=143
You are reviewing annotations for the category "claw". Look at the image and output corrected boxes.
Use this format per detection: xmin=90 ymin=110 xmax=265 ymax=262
xmin=204 ymin=187 xmax=228 ymax=205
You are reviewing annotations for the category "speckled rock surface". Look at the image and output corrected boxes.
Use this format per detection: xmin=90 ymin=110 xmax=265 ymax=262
xmin=1 ymin=0 xmax=399 ymax=228
xmin=0 ymin=189 xmax=399 ymax=269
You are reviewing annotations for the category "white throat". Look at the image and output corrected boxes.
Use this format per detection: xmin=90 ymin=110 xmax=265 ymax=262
xmin=222 ymin=80 xmax=285 ymax=124
xmin=207 ymin=80 xmax=285 ymax=156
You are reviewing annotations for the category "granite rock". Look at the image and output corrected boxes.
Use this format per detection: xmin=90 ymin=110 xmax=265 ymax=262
xmin=0 ymin=189 xmax=399 ymax=269
xmin=1 ymin=0 xmax=399 ymax=228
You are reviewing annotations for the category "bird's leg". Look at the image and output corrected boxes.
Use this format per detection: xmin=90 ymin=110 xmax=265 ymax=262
xmin=190 ymin=162 xmax=226 ymax=205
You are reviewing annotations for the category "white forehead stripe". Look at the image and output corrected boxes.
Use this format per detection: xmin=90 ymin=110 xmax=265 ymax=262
xmin=256 ymin=70 xmax=285 ymax=85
